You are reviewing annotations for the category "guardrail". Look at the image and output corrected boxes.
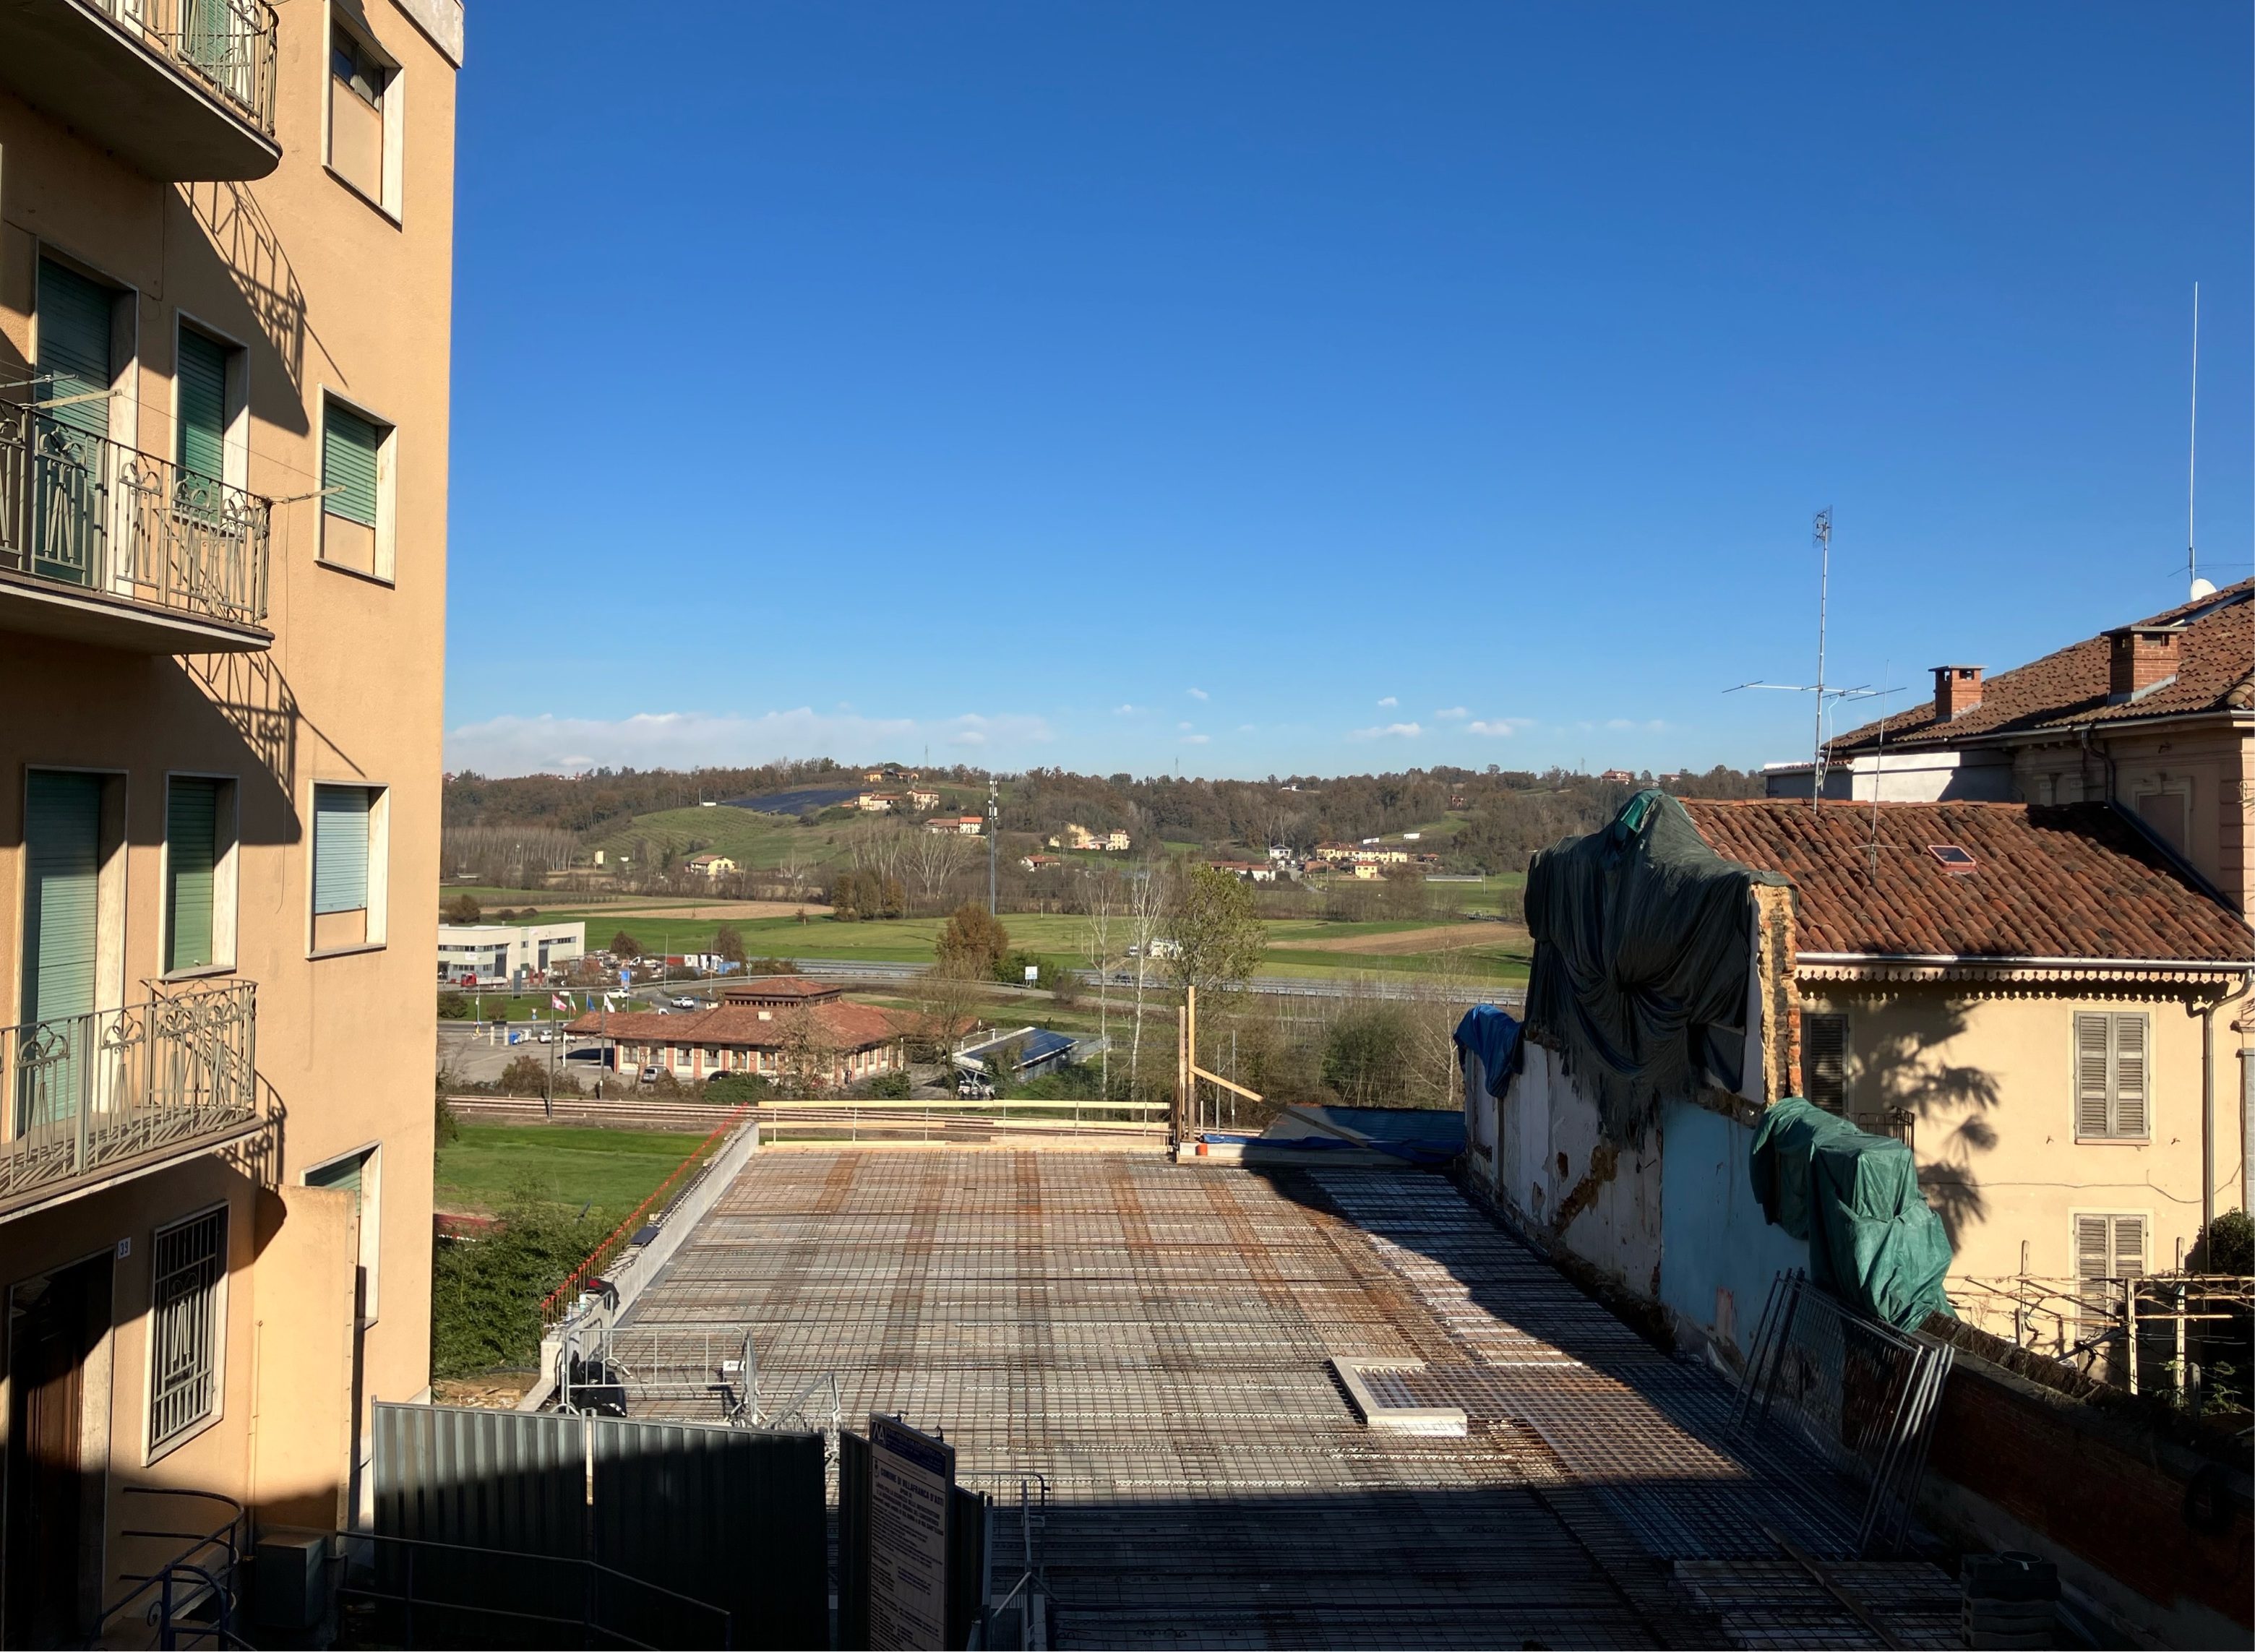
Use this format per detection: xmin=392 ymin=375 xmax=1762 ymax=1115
xmin=1 ymin=979 xmax=258 ymax=1217
xmin=91 ymin=0 xmax=280 ymax=137
xmin=0 ymin=401 xmax=271 ymax=631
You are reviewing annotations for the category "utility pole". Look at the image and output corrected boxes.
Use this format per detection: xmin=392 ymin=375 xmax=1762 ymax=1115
xmin=987 ymin=775 xmax=999 ymax=916
xmin=1811 ymin=507 xmax=1832 ymax=812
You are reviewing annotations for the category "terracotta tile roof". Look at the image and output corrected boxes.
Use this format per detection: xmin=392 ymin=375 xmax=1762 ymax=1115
xmin=566 ymin=1000 xmax=903 ymax=1048
xmin=1680 ymin=799 xmax=2255 ymax=963
xmin=720 ymin=978 xmax=846 ymax=1004
xmin=1828 ymin=579 xmax=2254 ymax=754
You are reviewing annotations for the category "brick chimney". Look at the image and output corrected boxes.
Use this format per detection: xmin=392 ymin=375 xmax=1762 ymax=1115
xmin=2107 ymin=625 xmax=2183 ymax=700
xmin=1932 ymin=666 xmax=1983 ymax=720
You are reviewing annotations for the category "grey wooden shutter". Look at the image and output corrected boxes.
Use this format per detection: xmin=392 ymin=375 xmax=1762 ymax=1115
xmin=2112 ymin=1214 xmax=2146 ymax=1279
xmin=322 ymin=404 xmax=381 ymax=527
xmin=24 ymin=772 xmax=103 ymax=1025
xmin=312 ymin=784 xmax=371 ymax=913
xmin=2074 ymin=1012 xmax=2113 ymax=1137
xmin=176 ymin=330 xmax=228 ymax=482
xmin=1803 ymin=1013 xmax=1848 ymax=1113
xmin=2110 ymin=1015 xmax=2148 ymax=1138
xmin=166 ymin=777 xmax=221 ymax=973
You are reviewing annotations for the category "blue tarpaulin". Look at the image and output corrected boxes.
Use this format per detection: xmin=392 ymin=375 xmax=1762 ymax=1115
xmin=1452 ymin=1004 xmax=1524 ymax=1099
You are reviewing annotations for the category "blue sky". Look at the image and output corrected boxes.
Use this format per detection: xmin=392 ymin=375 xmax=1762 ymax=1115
xmin=443 ymin=4 xmax=2252 ymax=779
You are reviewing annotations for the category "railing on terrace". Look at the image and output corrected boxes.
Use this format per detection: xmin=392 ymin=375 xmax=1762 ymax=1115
xmin=1 ymin=980 xmax=258 ymax=1213
xmin=0 ymin=400 xmax=272 ymax=631
xmin=1951 ymin=1272 xmax=2255 ymax=1408
xmin=90 ymin=0 xmax=280 ymax=137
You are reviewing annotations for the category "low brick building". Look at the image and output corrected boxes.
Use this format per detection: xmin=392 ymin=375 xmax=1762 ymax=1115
xmin=568 ymin=989 xmax=904 ymax=1090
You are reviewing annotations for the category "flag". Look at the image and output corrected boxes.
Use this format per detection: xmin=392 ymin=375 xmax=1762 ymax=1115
xmin=551 ymin=993 xmax=570 ymax=1012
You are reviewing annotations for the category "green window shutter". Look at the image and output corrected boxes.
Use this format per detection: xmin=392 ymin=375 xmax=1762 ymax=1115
xmin=306 ymin=1151 xmax=364 ymax=1205
xmin=177 ymin=331 xmax=228 ymax=482
xmin=312 ymin=784 xmax=372 ymax=913
xmin=166 ymin=778 xmax=221 ymax=973
xmin=322 ymin=404 xmax=381 ymax=527
xmin=37 ymin=259 xmax=113 ymax=442
xmin=24 ymin=772 xmax=102 ymax=1027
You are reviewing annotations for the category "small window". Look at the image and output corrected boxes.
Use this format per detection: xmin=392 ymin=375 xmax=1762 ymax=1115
xmin=2074 ymin=1210 xmax=2147 ymax=1341
xmin=319 ymin=397 xmax=392 ymax=579
xmin=2074 ymin=1012 xmax=2149 ymax=1140
xmin=149 ymin=1206 xmax=227 ymax=1454
xmin=327 ymin=25 xmax=394 ymax=207
xmin=1925 ymin=844 xmax=1977 ymax=874
xmin=1803 ymin=1012 xmax=1849 ymax=1114
xmin=306 ymin=1147 xmax=381 ymax=1322
xmin=330 ymin=27 xmax=387 ymax=109
xmin=175 ymin=328 xmax=232 ymax=485
xmin=312 ymin=782 xmax=386 ymax=952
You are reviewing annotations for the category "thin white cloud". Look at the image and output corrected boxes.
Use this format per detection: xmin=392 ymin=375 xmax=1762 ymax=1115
xmin=444 ymin=708 xmax=1052 ymax=776
xmin=1177 ymin=721 xmax=1195 ymax=731
xmin=1606 ymin=718 xmax=1672 ymax=732
xmin=1377 ymin=696 xmax=1397 ymax=708
xmin=1348 ymin=722 xmax=1424 ymax=740
xmin=1464 ymin=718 xmax=1532 ymax=736
xmin=1436 ymin=707 xmax=1468 ymax=720
xmin=1186 ymin=687 xmax=1209 ymax=701
xmin=1181 ymin=733 xmax=1211 ymax=744
xmin=1237 ymin=723 xmax=1256 ymax=733
xmin=1113 ymin=704 xmax=1139 ymax=715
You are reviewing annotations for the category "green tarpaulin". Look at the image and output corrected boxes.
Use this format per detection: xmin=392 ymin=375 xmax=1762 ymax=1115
xmin=1522 ymin=790 xmax=1786 ymax=1145
xmin=1749 ymin=1096 xmax=1955 ymax=1329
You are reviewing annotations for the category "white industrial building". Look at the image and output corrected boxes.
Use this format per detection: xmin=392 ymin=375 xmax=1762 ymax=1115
xmin=437 ymin=921 xmax=586 ymax=984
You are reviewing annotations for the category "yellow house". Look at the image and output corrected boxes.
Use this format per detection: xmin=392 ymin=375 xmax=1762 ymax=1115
xmin=0 ymin=0 xmax=460 ymax=1636
xmin=1684 ymin=800 xmax=2255 ymax=1286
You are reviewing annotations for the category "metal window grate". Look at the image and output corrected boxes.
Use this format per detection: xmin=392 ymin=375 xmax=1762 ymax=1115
xmin=150 ymin=1206 xmax=227 ymax=1450
xmin=1803 ymin=1014 xmax=1848 ymax=1113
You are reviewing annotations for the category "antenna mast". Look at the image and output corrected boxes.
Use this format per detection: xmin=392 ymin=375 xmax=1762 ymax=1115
xmin=1811 ymin=508 xmax=1832 ymax=811
xmin=2188 ymin=282 xmax=2202 ymax=596
xmin=987 ymin=775 xmax=999 ymax=916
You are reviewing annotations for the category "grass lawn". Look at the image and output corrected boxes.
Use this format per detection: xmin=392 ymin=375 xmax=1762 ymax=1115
xmin=434 ymin=1124 xmax=713 ymax=1219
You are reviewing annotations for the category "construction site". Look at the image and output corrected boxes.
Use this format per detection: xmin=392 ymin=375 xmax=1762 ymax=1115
xmin=528 ymin=1141 xmax=1962 ymax=1649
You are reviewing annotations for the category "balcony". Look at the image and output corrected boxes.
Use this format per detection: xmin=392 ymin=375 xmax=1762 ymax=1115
xmin=0 ymin=981 xmax=260 ymax=1222
xmin=0 ymin=401 xmax=274 ymax=653
xmin=0 ymin=0 xmax=280 ymax=181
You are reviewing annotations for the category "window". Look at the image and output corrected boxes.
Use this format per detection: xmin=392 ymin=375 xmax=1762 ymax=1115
xmin=1803 ymin=1012 xmax=1849 ymax=1114
xmin=148 ymin=1206 xmax=227 ymax=1455
xmin=2134 ymin=790 xmax=2189 ymax=860
xmin=2074 ymin=1012 xmax=2149 ymax=1140
xmin=165 ymin=776 xmax=235 ymax=975
xmin=312 ymin=783 xmax=387 ymax=952
xmin=306 ymin=1148 xmax=380 ymax=1322
xmin=327 ymin=22 xmax=397 ymax=209
xmin=2075 ymin=1212 xmax=2147 ymax=1281
xmin=319 ymin=396 xmax=393 ymax=579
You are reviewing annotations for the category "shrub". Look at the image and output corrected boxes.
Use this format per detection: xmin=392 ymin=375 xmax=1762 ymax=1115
xmin=714 ymin=924 xmax=747 ymax=965
xmin=430 ymin=1193 xmax=601 ymax=1376
xmin=611 ymin=930 xmax=643 ymax=959
xmin=703 ymin=1072 xmax=773 ymax=1105
xmin=442 ymin=892 xmax=482 ymax=924
xmin=937 ymin=903 xmax=1010 ymax=976
xmin=866 ymin=1068 xmax=913 ymax=1099
xmin=1036 ymin=958 xmax=1081 ymax=1004
xmin=437 ymin=990 xmax=472 ymax=1020
xmin=1321 ymin=1003 xmax=1414 ymax=1106
xmin=2194 ymin=1210 xmax=2254 ymax=1274
xmin=995 ymin=949 xmax=1042 ymax=987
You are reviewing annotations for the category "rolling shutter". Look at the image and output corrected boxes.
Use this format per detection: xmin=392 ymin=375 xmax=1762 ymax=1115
xmin=37 ymin=259 xmax=112 ymax=442
xmin=312 ymin=784 xmax=372 ymax=914
xmin=322 ymin=404 xmax=380 ymax=527
xmin=24 ymin=772 xmax=102 ymax=1028
xmin=2074 ymin=1012 xmax=2113 ymax=1137
xmin=166 ymin=778 xmax=220 ymax=973
xmin=176 ymin=330 xmax=228 ymax=482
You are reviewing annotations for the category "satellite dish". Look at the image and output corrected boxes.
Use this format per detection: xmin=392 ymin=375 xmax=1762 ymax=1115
xmin=2191 ymin=577 xmax=2217 ymax=599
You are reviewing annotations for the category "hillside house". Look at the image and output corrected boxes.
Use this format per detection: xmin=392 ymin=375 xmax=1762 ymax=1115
xmin=1056 ymin=823 xmax=1099 ymax=850
xmin=908 ymin=788 xmax=942 ymax=812
xmin=951 ymin=815 xmax=985 ymax=836
xmin=1469 ymin=793 xmax=2255 ymax=1366
xmin=1601 ymin=770 xmax=1638 ymax=783
xmin=1105 ymin=830 xmax=1131 ymax=851
xmin=855 ymin=792 xmax=898 ymax=814
xmin=1021 ymin=853 xmax=1062 ymax=872
xmin=684 ymin=853 xmax=737 ymax=879
xmin=1775 ymin=580 xmax=2254 ymax=916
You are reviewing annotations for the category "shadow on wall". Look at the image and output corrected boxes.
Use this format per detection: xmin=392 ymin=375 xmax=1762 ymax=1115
xmin=1861 ymin=1001 xmax=1999 ymax=1249
xmin=179 ymin=182 xmax=314 ymax=426
xmin=173 ymin=653 xmax=302 ymax=837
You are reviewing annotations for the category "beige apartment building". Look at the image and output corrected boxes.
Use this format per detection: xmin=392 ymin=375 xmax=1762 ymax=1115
xmin=0 ymin=0 xmax=460 ymax=1641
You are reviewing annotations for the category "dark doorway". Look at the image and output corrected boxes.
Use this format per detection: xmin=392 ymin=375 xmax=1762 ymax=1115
xmin=4 ymin=1254 xmax=112 ymax=1648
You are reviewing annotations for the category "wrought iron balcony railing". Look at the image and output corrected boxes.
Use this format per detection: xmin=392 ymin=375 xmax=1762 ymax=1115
xmin=92 ymin=0 xmax=280 ymax=138
xmin=1 ymin=980 xmax=259 ymax=1218
xmin=0 ymin=400 xmax=271 ymax=634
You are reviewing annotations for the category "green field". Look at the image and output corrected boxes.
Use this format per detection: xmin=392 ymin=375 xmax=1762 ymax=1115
xmin=434 ymin=1124 xmax=712 ymax=1218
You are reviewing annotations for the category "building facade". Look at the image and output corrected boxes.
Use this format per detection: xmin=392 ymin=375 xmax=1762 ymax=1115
xmin=0 ymin=1 xmax=460 ymax=1638
xmin=436 ymin=920 xmax=583 ymax=985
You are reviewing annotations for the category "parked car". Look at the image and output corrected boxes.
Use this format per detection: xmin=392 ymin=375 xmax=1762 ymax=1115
xmin=955 ymin=1072 xmax=995 ymax=1100
xmin=536 ymin=1028 xmax=553 ymax=1044
xmin=671 ymin=996 xmax=700 ymax=1010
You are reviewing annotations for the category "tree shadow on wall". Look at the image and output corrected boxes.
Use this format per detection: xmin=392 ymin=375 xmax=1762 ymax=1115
xmin=1862 ymin=1003 xmax=1999 ymax=1249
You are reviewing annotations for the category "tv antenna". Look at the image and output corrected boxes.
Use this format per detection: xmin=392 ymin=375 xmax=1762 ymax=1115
xmin=2187 ymin=283 xmax=2212 ymax=599
xmin=1727 ymin=509 xmax=1883 ymax=809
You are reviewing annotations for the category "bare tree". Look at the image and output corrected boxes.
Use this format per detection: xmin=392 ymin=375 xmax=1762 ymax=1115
xmin=910 ymin=958 xmax=989 ymax=1077
xmin=776 ymin=1004 xmax=842 ymax=1097
xmin=776 ymin=845 xmax=815 ymax=900
xmin=1124 ymin=858 xmax=1172 ymax=1097
xmin=908 ymin=826 xmax=971 ymax=915
xmin=1084 ymin=872 xmax=1116 ymax=1095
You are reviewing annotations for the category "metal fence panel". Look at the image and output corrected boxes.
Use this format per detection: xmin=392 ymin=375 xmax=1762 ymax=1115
xmin=592 ymin=1416 xmax=828 ymax=1651
xmin=944 ymin=1484 xmax=989 ymax=1652
xmin=372 ymin=1402 xmax=587 ymax=1560
xmin=839 ymin=1429 xmax=872 ymax=1652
